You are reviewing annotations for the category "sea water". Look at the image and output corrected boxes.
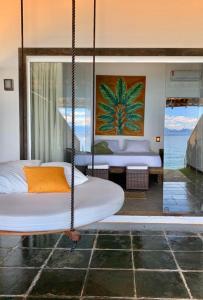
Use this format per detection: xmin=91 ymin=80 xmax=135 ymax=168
xmin=164 ymin=135 xmax=190 ymax=170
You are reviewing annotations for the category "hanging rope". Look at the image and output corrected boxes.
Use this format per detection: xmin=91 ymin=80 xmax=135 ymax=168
xmin=20 ymin=0 xmax=24 ymax=78
xmin=68 ymin=0 xmax=82 ymax=251
xmin=20 ymin=0 xmax=78 ymax=248
xmin=20 ymin=0 xmax=24 ymax=159
xmin=91 ymin=0 xmax=96 ymax=175
xmin=71 ymin=0 xmax=76 ymax=232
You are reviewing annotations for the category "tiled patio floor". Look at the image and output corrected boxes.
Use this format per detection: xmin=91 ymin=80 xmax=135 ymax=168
xmin=0 ymin=230 xmax=202 ymax=299
xmin=163 ymin=181 xmax=203 ymax=215
xmin=118 ymin=169 xmax=203 ymax=216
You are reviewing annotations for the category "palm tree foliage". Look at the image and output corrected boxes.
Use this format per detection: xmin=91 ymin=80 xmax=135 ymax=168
xmin=98 ymin=78 xmax=144 ymax=135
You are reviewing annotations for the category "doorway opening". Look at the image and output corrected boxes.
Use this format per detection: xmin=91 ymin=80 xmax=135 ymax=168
xmin=164 ymin=97 xmax=203 ymax=215
xmin=22 ymin=53 xmax=203 ymax=221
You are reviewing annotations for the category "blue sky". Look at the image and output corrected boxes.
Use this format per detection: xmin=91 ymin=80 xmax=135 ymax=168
xmin=59 ymin=105 xmax=203 ymax=138
xmin=165 ymin=106 xmax=203 ymax=130
xmin=59 ymin=107 xmax=91 ymax=151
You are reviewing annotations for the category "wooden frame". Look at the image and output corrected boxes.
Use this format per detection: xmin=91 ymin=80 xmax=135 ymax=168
xmin=19 ymin=47 xmax=203 ymax=159
xmin=4 ymin=79 xmax=14 ymax=91
xmin=96 ymin=75 xmax=146 ymax=136
xmin=0 ymin=47 xmax=200 ymax=237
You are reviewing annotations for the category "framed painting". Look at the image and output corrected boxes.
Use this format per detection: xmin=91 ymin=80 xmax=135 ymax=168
xmin=96 ymin=75 xmax=146 ymax=136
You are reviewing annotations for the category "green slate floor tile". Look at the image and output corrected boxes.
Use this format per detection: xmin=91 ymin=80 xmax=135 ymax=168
xmin=0 ymin=236 xmax=23 ymax=248
xmin=133 ymin=236 xmax=169 ymax=250
xmin=166 ymin=231 xmax=197 ymax=236
xmin=0 ymin=268 xmax=38 ymax=295
xmin=31 ymin=269 xmax=86 ymax=296
xmin=83 ymin=269 xmax=134 ymax=297
xmin=132 ymin=230 xmax=164 ymax=236
xmin=98 ymin=230 xmax=130 ymax=235
xmin=175 ymin=251 xmax=203 ymax=270
xmin=28 ymin=297 xmax=79 ymax=300
xmin=1 ymin=248 xmax=50 ymax=267
xmin=47 ymin=249 xmax=91 ymax=268
xmin=83 ymin=298 xmax=133 ymax=300
xmin=79 ymin=229 xmax=98 ymax=234
xmin=91 ymin=250 xmax=132 ymax=269
xmin=28 ymin=297 xmax=80 ymax=300
xmin=0 ymin=249 xmax=9 ymax=261
xmin=184 ymin=272 xmax=203 ymax=299
xmin=133 ymin=250 xmax=177 ymax=269
xmin=96 ymin=235 xmax=131 ymax=249
xmin=58 ymin=235 xmax=96 ymax=249
xmin=22 ymin=234 xmax=61 ymax=248
xmin=135 ymin=271 xmax=189 ymax=298
xmin=0 ymin=298 xmax=24 ymax=300
xmin=168 ymin=236 xmax=203 ymax=251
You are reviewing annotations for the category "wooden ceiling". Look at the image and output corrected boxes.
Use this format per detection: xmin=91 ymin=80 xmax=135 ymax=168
xmin=166 ymin=98 xmax=203 ymax=107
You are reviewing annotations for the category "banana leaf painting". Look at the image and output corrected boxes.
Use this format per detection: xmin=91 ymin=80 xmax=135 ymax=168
xmin=96 ymin=75 xmax=146 ymax=136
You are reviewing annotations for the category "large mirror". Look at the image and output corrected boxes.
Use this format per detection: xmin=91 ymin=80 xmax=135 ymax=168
xmin=27 ymin=57 xmax=203 ymax=217
xmin=164 ymin=65 xmax=203 ymax=215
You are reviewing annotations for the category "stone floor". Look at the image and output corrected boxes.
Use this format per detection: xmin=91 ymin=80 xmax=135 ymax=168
xmin=119 ymin=184 xmax=163 ymax=215
xmin=163 ymin=181 xmax=203 ymax=215
xmin=118 ymin=168 xmax=203 ymax=216
xmin=164 ymin=169 xmax=190 ymax=182
xmin=0 ymin=230 xmax=202 ymax=299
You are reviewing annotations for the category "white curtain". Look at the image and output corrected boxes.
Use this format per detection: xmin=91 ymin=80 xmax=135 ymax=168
xmin=31 ymin=63 xmax=67 ymax=162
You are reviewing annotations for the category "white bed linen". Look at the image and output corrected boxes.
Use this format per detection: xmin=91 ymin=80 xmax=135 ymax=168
xmin=75 ymin=152 xmax=162 ymax=167
xmin=123 ymin=140 xmax=150 ymax=152
xmin=0 ymin=177 xmax=124 ymax=232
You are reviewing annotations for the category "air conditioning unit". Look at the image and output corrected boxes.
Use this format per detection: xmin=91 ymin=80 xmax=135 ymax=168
xmin=170 ymin=70 xmax=202 ymax=82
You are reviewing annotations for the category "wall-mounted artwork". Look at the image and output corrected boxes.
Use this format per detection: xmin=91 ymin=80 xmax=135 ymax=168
xmin=96 ymin=75 xmax=146 ymax=136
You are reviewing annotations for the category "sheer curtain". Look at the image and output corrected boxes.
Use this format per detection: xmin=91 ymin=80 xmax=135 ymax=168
xmin=31 ymin=62 xmax=68 ymax=162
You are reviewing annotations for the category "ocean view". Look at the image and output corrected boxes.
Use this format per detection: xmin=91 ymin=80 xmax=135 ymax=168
xmin=164 ymin=134 xmax=190 ymax=169
xmin=164 ymin=105 xmax=202 ymax=170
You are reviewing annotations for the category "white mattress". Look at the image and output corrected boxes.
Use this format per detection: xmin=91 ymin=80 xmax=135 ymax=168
xmin=76 ymin=152 xmax=162 ymax=167
xmin=0 ymin=177 xmax=124 ymax=232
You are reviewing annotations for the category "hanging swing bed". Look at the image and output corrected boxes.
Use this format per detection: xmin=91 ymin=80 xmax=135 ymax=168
xmin=0 ymin=0 xmax=124 ymax=243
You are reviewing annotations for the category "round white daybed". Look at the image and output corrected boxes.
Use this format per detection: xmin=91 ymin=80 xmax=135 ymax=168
xmin=0 ymin=177 xmax=124 ymax=234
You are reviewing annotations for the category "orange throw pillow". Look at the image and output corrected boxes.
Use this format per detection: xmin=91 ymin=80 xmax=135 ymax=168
xmin=23 ymin=166 xmax=71 ymax=193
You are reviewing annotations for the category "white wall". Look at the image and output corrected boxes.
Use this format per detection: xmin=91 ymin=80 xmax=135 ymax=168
xmin=0 ymin=0 xmax=20 ymax=161
xmin=1 ymin=0 xmax=203 ymax=161
xmin=0 ymin=68 xmax=19 ymax=161
xmin=95 ymin=63 xmax=166 ymax=152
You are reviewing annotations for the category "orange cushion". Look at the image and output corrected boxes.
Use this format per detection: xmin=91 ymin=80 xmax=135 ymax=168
xmin=23 ymin=167 xmax=71 ymax=193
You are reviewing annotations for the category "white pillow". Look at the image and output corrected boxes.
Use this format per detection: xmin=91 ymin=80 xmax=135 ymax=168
xmin=41 ymin=162 xmax=88 ymax=186
xmin=123 ymin=140 xmax=150 ymax=153
xmin=2 ymin=160 xmax=41 ymax=167
xmin=105 ymin=140 xmax=119 ymax=152
xmin=95 ymin=139 xmax=119 ymax=153
xmin=0 ymin=160 xmax=41 ymax=193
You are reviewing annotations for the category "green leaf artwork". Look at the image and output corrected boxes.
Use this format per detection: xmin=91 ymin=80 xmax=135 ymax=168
xmin=96 ymin=76 xmax=145 ymax=136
